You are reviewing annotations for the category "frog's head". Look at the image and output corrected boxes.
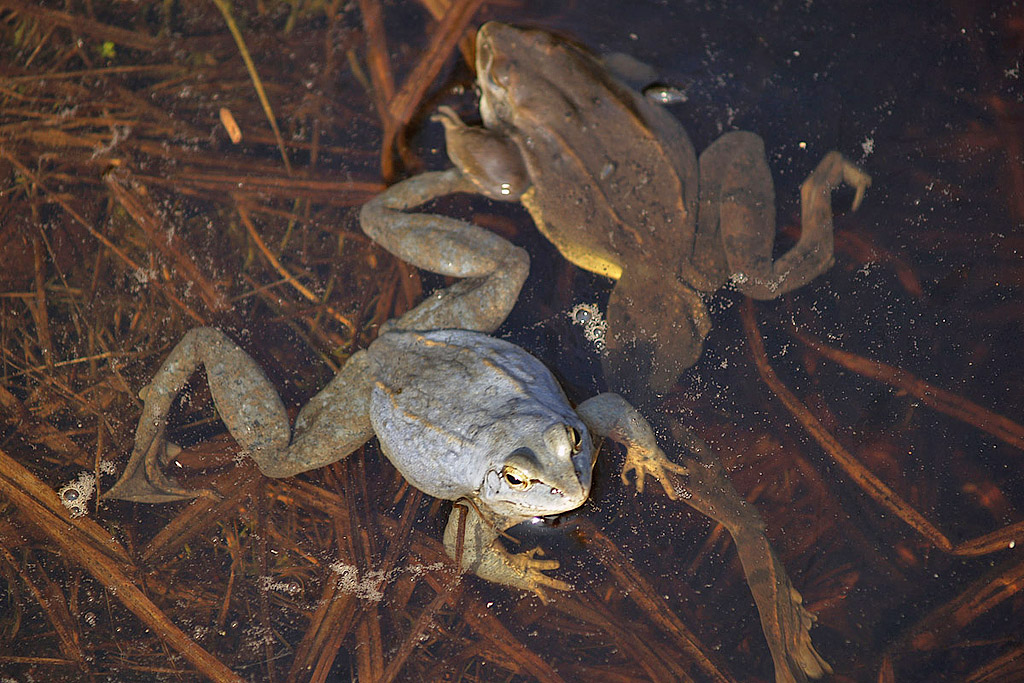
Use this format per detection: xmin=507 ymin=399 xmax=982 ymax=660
xmin=479 ymin=418 xmax=595 ymax=522
xmin=474 ymin=22 xmax=577 ymax=133
xmin=474 ymin=21 xmax=522 ymax=130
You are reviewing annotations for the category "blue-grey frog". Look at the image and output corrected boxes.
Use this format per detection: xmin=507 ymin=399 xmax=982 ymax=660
xmin=105 ymin=167 xmax=684 ymax=599
xmin=361 ymin=22 xmax=844 ymax=683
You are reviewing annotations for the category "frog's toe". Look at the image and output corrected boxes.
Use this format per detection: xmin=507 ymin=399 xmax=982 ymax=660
xmin=842 ymin=161 xmax=872 ymax=211
xmin=783 ymin=588 xmax=833 ymax=680
xmin=811 ymin=151 xmax=872 ymax=211
xmin=622 ymin=448 xmax=687 ymax=499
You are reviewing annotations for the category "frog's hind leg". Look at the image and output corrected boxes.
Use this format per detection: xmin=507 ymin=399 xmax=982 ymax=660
xmin=360 ymin=168 xmax=529 ymax=334
xmin=104 ymin=328 xmax=374 ymax=502
xmin=604 ymin=270 xmax=710 ymax=398
xmin=706 ymin=131 xmax=870 ymax=300
xmin=666 ymin=420 xmax=832 ymax=682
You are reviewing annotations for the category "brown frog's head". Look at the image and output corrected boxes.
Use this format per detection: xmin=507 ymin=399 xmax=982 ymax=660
xmin=474 ymin=22 xmax=598 ymax=134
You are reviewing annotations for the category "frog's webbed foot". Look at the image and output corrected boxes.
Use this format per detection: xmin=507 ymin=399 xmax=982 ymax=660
xmin=575 ymin=393 xmax=688 ymax=499
xmin=104 ymin=328 xmax=289 ymax=503
xmin=700 ymin=131 xmax=871 ymax=300
xmin=731 ymin=528 xmax=833 ymax=682
xmin=443 ymin=505 xmax=571 ymax=602
xmin=668 ymin=421 xmax=831 ymax=682
xmin=103 ymin=428 xmax=205 ymax=503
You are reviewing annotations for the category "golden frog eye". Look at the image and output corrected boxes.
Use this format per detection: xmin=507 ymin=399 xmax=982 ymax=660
xmin=501 ymin=465 xmax=530 ymax=491
xmin=567 ymin=425 xmax=583 ymax=454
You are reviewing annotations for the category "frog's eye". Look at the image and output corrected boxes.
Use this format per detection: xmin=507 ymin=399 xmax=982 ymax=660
xmin=501 ymin=465 xmax=531 ymax=491
xmin=566 ymin=425 xmax=583 ymax=454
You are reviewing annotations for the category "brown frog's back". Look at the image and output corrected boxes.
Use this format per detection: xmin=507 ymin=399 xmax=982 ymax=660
xmin=510 ymin=38 xmax=700 ymax=284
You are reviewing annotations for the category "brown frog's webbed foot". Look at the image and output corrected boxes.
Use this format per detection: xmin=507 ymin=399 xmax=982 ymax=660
xmin=815 ymin=150 xmax=871 ymax=212
xmin=668 ymin=421 xmax=831 ymax=682
xmin=443 ymin=503 xmax=571 ymax=603
xmin=731 ymin=527 xmax=832 ymax=682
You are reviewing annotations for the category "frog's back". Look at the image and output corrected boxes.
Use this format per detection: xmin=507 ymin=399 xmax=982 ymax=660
xmin=366 ymin=329 xmax=574 ymax=500
xmin=515 ymin=41 xmax=700 ymax=281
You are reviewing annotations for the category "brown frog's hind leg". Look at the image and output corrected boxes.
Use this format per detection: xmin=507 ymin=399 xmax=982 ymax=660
xmin=104 ymin=328 xmax=375 ymax=503
xmin=666 ymin=419 xmax=832 ymax=683
xmin=359 ymin=168 xmax=530 ymax=334
xmin=604 ymin=270 xmax=710 ymax=398
xmin=705 ymin=131 xmax=870 ymax=300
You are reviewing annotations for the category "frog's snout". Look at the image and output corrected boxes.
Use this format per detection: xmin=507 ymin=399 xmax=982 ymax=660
xmin=572 ymin=447 xmax=594 ymax=494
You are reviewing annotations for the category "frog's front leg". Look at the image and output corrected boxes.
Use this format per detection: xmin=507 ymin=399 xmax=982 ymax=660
xmin=360 ymin=168 xmax=529 ymax=334
xmin=443 ymin=503 xmax=570 ymax=602
xmin=104 ymin=328 xmax=375 ymax=503
xmin=699 ymin=131 xmax=871 ymax=299
xmin=575 ymin=393 xmax=688 ymax=498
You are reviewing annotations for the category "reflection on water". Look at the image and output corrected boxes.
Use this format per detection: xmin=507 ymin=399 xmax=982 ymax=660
xmin=0 ymin=0 xmax=1021 ymax=681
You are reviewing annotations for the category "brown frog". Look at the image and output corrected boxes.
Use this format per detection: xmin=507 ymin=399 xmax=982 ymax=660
xmin=437 ymin=22 xmax=870 ymax=396
xmin=361 ymin=22 xmax=868 ymax=682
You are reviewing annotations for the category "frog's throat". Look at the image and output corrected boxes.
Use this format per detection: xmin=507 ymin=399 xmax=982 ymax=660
xmin=521 ymin=187 xmax=624 ymax=281
xmin=461 ymin=494 xmax=513 ymax=535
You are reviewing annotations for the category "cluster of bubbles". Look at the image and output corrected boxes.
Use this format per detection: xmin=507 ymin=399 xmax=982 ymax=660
xmin=329 ymin=561 xmax=449 ymax=602
xmin=58 ymin=472 xmax=97 ymax=518
xmin=569 ymin=302 xmax=608 ymax=353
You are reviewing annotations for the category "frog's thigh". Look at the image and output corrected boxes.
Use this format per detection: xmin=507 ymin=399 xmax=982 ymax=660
xmin=106 ymin=327 xmax=293 ymax=502
xmin=269 ymin=350 xmax=375 ymax=478
xmin=138 ymin=328 xmax=371 ymax=481
xmin=700 ymin=132 xmax=796 ymax=298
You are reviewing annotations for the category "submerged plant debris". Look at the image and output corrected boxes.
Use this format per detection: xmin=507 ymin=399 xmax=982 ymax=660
xmin=0 ymin=0 xmax=1022 ymax=681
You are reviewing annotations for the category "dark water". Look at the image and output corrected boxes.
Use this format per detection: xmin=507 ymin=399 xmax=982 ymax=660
xmin=1 ymin=0 xmax=1021 ymax=681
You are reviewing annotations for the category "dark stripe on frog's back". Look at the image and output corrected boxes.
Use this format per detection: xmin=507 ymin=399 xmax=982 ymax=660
xmin=515 ymin=45 xmax=699 ymax=281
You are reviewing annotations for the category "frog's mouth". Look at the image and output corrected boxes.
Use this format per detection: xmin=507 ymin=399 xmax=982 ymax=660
xmin=481 ymin=457 xmax=591 ymax=520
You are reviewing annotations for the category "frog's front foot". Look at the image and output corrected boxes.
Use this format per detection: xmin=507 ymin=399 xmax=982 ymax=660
xmin=504 ymin=547 xmax=573 ymax=602
xmin=575 ymin=392 xmax=688 ymax=499
xmin=621 ymin=444 xmax=688 ymax=500
xmin=444 ymin=505 xmax=572 ymax=602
